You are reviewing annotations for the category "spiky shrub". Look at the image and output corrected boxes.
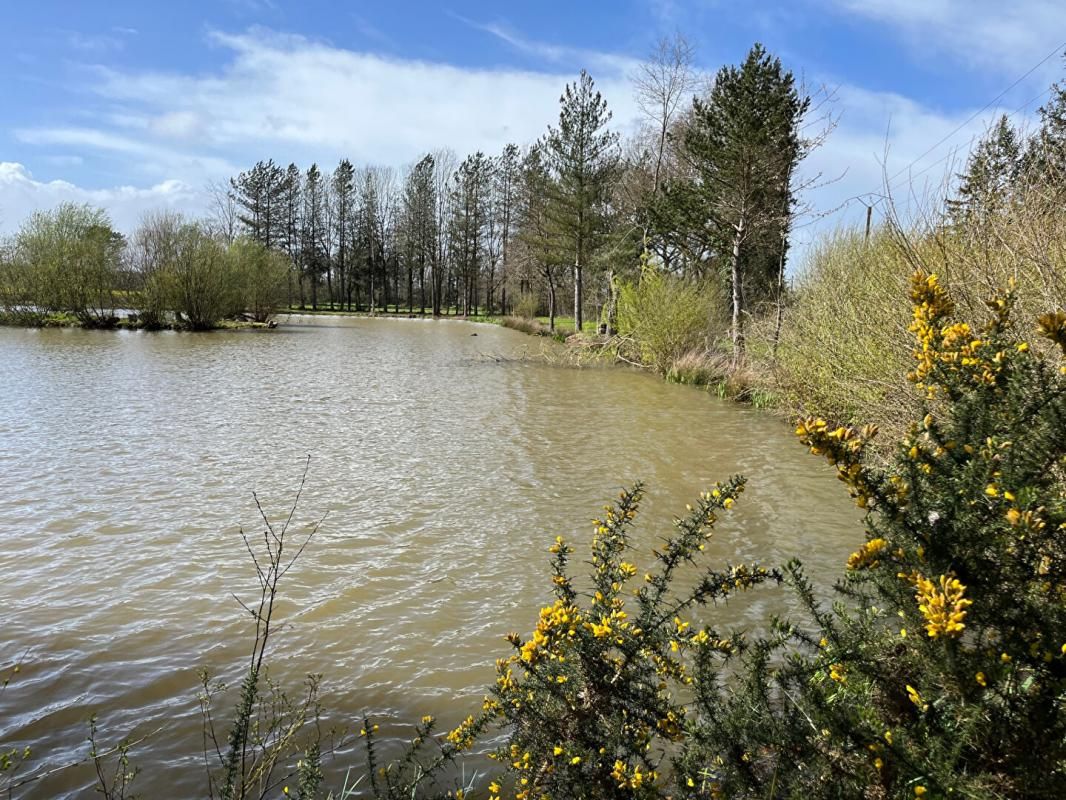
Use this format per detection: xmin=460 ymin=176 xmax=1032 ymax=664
xmin=458 ymin=271 xmax=1066 ymax=799
xmin=444 ymin=480 xmax=778 ymax=800
xmin=687 ymin=272 xmax=1066 ymax=798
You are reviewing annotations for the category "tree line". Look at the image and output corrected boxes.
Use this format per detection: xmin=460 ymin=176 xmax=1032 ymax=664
xmin=0 ymin=39 xmax=826 ymax=352
xmin=217 ymin=40 xmax=812 ymax=359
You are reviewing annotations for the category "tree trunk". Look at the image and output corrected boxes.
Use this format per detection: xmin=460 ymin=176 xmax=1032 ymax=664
xmin=605 ymin=268 xmax=617 ymax=337
xmin=548 ymin=280 xmax=556 ymax=331
xmin=730 ymin=214 xmax=746 ymax=367
xmin=573 ymin=263 xmax=583 ymax=333
xmin=771 ymin=231 xmax=787 ymax=361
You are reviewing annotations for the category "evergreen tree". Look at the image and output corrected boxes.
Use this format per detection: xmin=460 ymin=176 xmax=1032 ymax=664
xmin=672 ymin=43 xmax=809 ymax=364
xmin=302 ymin=164 xmax=325 ymax=310
xmin=333 ymin=159 xmax=356 ymax=310
xmin=1027 ymin=76 xmax=1066 ymax=184
xmin=401 ymin=154 xmax=436 ymax=314
xmin=516 ymin=145 xmax=566 ymax=330
xmin=948 ymin=115 xmax=1022 ymax=222
xmin=230 ymin=160 xmax=286 ymax=248
xmin=448 ymin=152 xmax=492 ymax=316
xmin=281 ymin=163 xmax=302 ymax=307
xmin=543 ymin=70 xmax=620 ymax=333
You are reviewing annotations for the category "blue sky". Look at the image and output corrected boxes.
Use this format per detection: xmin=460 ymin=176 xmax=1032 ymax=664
xmin=2 ymin=0 xmax=1064 ymax=257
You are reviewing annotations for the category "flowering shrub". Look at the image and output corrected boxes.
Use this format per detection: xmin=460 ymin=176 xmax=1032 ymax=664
xmin=460 ymin=271 xmax=1066 ymax=798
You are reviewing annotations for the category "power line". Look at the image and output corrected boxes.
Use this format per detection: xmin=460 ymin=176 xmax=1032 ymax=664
xmin=882 ymin=42 xmax=1065 ymax=189
xmin=883 ymin=83 xmax=1057 ymax=205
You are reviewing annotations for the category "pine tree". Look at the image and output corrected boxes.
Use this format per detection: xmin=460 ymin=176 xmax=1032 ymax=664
xmin=674 ymin=43 xmax=809 ymax=365
xmin=448 ymin=152 xmax=492 ymax=316
xmin=948 ymin=115 xmax=1022 ymax=222
xmin=1027 ymin=77 xmax=1066 ymax=184
xmin=401 ymin=154 xmax=436 ymax=313
xmin=281 ymin=163 xmax=302 ymax=308
xmin=543 ymin=70 xmax=620 ymax=333
xmin=231 ymin=160 xmax=286 ymax=248
xmin=333 ymin=159 xmax=356 ymax=311
xmin=516 ymin=145 xmax=566 ymax=330
xmin=302 ymin=164 xmax=325 ymax=310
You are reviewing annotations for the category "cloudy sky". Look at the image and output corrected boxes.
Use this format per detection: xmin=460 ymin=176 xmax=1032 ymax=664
xmin=2 ymin=0 xmax=1064 ymax=258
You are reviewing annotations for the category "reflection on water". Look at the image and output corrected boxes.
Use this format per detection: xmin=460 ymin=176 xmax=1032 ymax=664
xmin=0 ymin=316 xmax=861 ymax=797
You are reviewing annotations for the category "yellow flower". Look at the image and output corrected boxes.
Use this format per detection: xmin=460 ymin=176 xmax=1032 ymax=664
xmin=915 ymin=787 xmax=927 ymax=797
xmin=915 ymin=573 xmax=972 ymax=638
xmin=446 ymin=716 xmax=476 ymax=751
xmin=570 ymin=756 xmax=582 ymax=765
xmin=975 ymin=671 xmax=987 ymax=687
xmin=847 ymin=537 xmax=888 ymax=570
xmin=553 ymin=745 xmax=563 ymax=756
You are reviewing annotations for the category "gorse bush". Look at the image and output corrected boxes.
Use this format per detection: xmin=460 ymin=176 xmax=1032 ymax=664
xmin=448 ymin=270 xmax=1066 ymax=799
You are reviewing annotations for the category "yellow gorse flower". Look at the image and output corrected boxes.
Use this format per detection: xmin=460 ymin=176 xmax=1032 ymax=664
xmin=847 ymin=537 xmax=888 ymax=570
xmin=915 ymin=573 xmax=972 ymax=638
xmin=446 ymin=715 xmax=476 ymax=751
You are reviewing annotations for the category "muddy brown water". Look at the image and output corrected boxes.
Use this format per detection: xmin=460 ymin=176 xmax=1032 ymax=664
xmin=0 ymin=316 xmax=862 ymax=797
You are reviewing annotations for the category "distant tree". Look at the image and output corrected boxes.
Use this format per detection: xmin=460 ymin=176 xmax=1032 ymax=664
xmin=302 ymin=163 xmax=326 ymax=310
xmin=490 ymin=143 xmax=521 ymax=314
xmin=401 ymin=154 xmax=437 ymax=313
xmin=231 ymin=160 xmax=287 ymax=248
xmin=1027 ymin=75 xmax=1066 ymax=184
xmin=948 ymin=115 xmax=1023 ymax=222
xmin=164 ymin=222 xmax=242 ymax=330
xmin=431 ymin=149 xmax=458 ymax=315
xmin=543 ymin=70 xmax=621 ymax=333
xmin=281 ymin=163 xmax=302 ymax=306
xmin=449 ymin=152 xmax=492 ymax=316
xmin=634 ymin=34 xmax=699 ymax=205
xmin=14 ymin=203 xmax=123 ymax=325
xmin=132 ymin=209 xmax=186 ymax=327
xmin=673 ymin=43 xmax=810 ymax=364
xmin=206 ymin=179 xmax=239 ymax=243
xmin=332 ymin=159 xmax=356 ymax=310
xmin=632 ymin=35 xmax=701 ymax=277
xmin=228 ymin=237 xmax=289 ymax=322
xmin=516 ymin=145 xmax=566 ymax=330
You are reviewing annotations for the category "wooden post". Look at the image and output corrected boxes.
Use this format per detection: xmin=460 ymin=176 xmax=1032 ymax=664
xmin=865 ymin=204 xmax=873 ymax=242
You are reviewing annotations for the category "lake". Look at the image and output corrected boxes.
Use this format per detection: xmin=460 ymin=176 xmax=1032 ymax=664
xmin=0 ymin=316 xmax=861 ymax=797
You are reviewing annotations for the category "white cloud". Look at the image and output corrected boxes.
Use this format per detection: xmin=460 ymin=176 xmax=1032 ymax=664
xmin=80 ymin=28 xmax=640 ymax=162
xmin=0 ymin=163 xmax=205 ymax=235
xmin=8 ymin=28 xmax=641 ymax=233
xmin=452 ymin=15 xmax=642 ymax=77
xmin=827 ymin=0 xmax=1066 ymax=78
xmin=5 ymin=23 xmax=1035 ymax=257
